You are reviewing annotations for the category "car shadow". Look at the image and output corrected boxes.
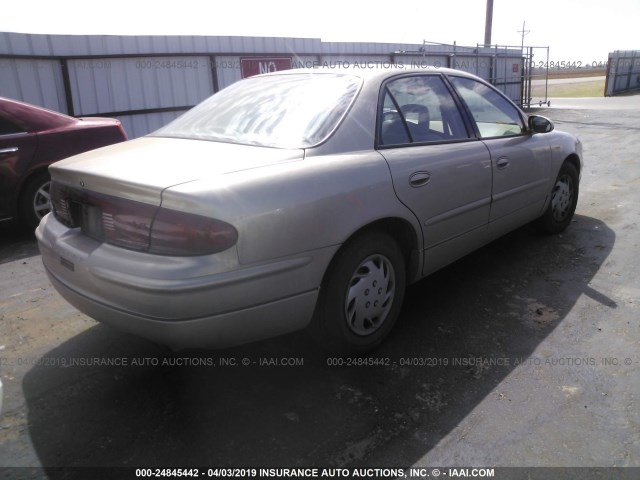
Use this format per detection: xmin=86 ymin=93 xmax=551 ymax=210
xmin=22 ymin=214 xmax=615 ymax=475
xmin=0 ymin=221 xmax=39 ymax=265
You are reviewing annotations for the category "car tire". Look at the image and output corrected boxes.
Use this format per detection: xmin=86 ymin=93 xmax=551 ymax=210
xmin=20 ymin=171 xmax=52 ymax=231
xmin=310 ymin=232 xmax=406 ymax=354
xmin=536 ymin=162 xmax=579 ymax=234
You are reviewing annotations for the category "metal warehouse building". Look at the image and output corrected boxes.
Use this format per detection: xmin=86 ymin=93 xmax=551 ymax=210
xmin=605 ymin=50 xmax=640 ymax=96
xmin=0 ymin=32 xmax=526 ymax=138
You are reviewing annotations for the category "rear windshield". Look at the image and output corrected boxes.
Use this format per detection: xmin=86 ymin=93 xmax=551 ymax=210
xmin=151 ymin=73 xmax=362 ymax=148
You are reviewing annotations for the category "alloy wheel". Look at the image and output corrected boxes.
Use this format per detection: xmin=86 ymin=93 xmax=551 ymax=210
xmin=33 ymin=180 xmax=52 ymax=220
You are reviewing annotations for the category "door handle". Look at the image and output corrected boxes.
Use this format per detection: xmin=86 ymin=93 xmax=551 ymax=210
xmin=0 ymin=146 xmax=19 ymax=155
xmin=496 ymin=157 xmax=509 ymax=169
xmin=409 ymin=171 xmax=431 ymax=188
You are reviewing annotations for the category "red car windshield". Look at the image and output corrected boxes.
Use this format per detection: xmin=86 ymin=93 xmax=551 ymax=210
xmin=151 ymin=73 xmax=362 ymax=149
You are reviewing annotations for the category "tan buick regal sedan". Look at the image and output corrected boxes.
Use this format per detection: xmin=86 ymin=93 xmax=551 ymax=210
xmin=36 ymin=67 xmax=582 ymax=353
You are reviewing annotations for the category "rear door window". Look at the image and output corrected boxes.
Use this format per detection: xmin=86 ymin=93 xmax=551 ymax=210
xmin=378 ymin=75 xmax=470 ymax=146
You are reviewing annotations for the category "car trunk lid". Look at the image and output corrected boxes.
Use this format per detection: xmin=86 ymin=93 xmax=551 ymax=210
xmin=50 ymin=136 xmax=304 ymax=204
xmin=48 ymin=137 xmax=303 ymax=253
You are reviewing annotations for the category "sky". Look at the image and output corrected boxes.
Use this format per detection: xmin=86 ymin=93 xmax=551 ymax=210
xmin=2 ymin=0 xmax=638 ymax=63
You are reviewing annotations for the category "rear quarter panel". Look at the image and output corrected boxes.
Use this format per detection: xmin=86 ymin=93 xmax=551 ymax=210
xmin=37 ymin=123 xmax=126 ymax=166
xmin=161 ymin=150 xmax=422 ymax=266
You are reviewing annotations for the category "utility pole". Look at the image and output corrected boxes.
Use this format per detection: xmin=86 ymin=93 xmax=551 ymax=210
xmin=518 ymin=20 xmax=530 ymax=52
xmin=518 ymin=21 xmax=532 ymax=109
xmin=484 ymin=0 xmax=494 ymax=47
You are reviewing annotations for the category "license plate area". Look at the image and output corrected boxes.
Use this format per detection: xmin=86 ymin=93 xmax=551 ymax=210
xmin=80 ymin=203 xmax=104 ymax=240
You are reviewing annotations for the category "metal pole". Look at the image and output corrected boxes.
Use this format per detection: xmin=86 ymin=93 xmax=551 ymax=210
xmin=520 ymin=50 xmax=526 ymax=107
xmin=484 ymin=0 xmax=494 ymax=47
xmin=526 ymin=47 xmax=533 ymax=108
xmin=545 ymin=47 xmax=549 ymax=103
xmin=504 ymin=45 xmax=508 ymax=94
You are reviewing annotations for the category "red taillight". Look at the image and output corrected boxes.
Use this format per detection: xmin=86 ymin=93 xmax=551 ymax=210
xmin=50 ymin=181 xmax=238 ymax=256
xmin=99 ymin=196 xmax=156 ymax=251
xmin=149 ymin=208 xmax=238 ymax=256
xmin=50 ymin=182 xmax=73 ymax=226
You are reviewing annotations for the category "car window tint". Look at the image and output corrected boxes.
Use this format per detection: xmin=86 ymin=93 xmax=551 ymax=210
xmin=380 ymin=91 xmax=411 ymax=145
xmin=449 ymin=76 xmax=525 ymax=138
xmin=0 ymin=116 xmax=24 ymax=135
xmin=379 ymin=75 xmax=469 ymax=146
xmin=152 ymin=73 xmax=361 ymax=149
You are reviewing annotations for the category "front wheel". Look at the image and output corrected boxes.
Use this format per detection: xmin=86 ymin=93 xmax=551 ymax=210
xmin=536 ymin=162 xmax=579 ymax=234
xmin=310 ymin=232 xmax=406 ymax=354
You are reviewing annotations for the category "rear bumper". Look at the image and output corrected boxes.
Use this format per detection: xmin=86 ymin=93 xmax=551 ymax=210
xmin=44 ymin=267 xmax=318 ymax=349
xmin=37 ymin=214 xmax=332 ymax=349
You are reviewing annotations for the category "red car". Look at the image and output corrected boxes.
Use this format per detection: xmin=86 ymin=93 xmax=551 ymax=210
xmin=0 ymin=97 xmax=127 ymax=229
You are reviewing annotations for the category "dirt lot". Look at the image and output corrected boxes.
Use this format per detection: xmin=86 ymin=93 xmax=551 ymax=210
xmin=1 ymin=96 xmax=639 ymax=479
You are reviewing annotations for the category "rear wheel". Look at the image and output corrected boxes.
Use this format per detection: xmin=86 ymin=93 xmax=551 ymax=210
xmin=536 ymin=162 xmax=579 ymax=234
xmin=310 ymin=232 xmax=406 ymax=354
xmin=20 ymin=171 xmax=52 ymax=231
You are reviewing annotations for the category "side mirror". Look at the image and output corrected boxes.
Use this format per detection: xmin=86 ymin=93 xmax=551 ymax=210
xmin=528 ymin=115 xmax=554 ymax=133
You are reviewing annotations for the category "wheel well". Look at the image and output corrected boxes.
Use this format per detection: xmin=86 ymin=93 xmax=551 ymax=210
xmin=18 ymin=167 xmax=50 ymax=203
xmin=564 ymin=154 xmax=581 ymax=176
xmin=339 ymin=218 xmax=421 ymax=284
xmin=16 ymin=167 xmax=51 ymax=226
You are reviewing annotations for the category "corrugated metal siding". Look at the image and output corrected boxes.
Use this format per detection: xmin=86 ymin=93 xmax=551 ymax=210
xmin=67 ymin=56 xmax=213 ymax=115
xmin=215 ymin=56 xmax=242 ymax=90
xmin=1 ymin=32 xmax=500 ymax=58
xmin=116 ymin=110 xmax=186 ymax=139
xmin=0 ymin=32 xmax=323 ymax=56
xmin=0 ymin=58 xmax=67 ymax=112
xmin=319 ymin=55 xmax=393 ymax=68
xmin=450 ymin=56 xmax=491 ymax=79
xmin=395 ymin=55 xmax=449 ymax=69
xmin=493 ymin=56 xmax=524 ymax=103
xmin=290 ymin=55 xmax=321 ymax=69
xmin=319 ymin=41 xmax=491 ymax=56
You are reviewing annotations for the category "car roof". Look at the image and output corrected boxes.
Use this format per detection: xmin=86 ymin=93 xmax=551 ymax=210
xmin=257 ymin=66 xmax=482 ymax=83
xmin=0 ymin=96 xmax=76 ymax=132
